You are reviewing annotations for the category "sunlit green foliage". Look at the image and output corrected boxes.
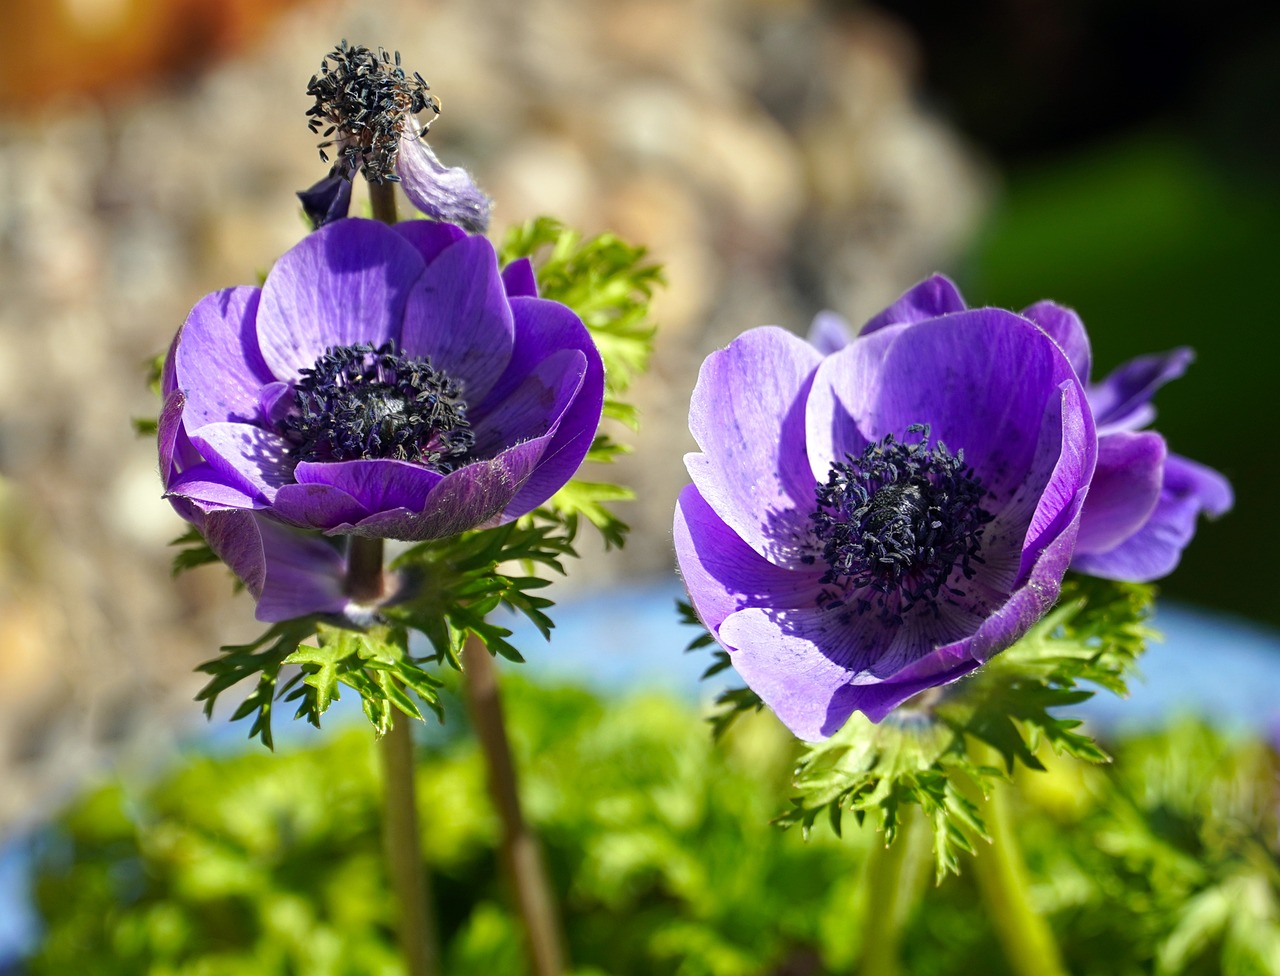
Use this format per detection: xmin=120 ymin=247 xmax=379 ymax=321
xmin=25 ymin=681 xmax=1280 ymax=975
xmin=196 ymin=512 xmax=580 ymax=747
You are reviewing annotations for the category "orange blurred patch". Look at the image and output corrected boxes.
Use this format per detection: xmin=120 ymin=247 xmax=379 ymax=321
xmin=0 ymin=0 xmax=311 ymax=111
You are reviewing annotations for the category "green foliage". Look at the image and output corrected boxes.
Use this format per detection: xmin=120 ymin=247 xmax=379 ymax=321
xmin=501 ymin=217 xmax=663 ymax=549
xmin=25 ymin=681 xmax=1280 ymax=976
xmin=690 ymin=575 xmax=1156 ymax=879
xmin=195 ymin=512 xmax=578 ymax=748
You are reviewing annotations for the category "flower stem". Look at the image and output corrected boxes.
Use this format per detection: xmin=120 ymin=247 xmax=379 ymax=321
xmin=857 ymin=809 xmax=929 ymax=976
xmin=970 ymin=777 xmax=1068 ymax=976
xmin=345 ymin=537 xmax=439 ymax=976
xmin=379 ymin=714 xmax=441 ymax=976
xmin=462 ymin=634 xmax=567 ymax=976
xmin=369 ymin=180 xmax=399 ymax=225
xmin=345 ymin=536 xmax=387 ymax=602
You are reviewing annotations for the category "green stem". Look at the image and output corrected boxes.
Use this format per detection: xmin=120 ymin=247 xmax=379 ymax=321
xmin=858 ymin=809 xmax=929 ymax=976
xmin=345 ymin=537 xmax=387 ymax=602
xmin=380 ymin=714 xmax=441 ymax=976
xmin=462 ymin=634 xmax=567 ymax=976
xmin=970 ymin=778 xmax=1068 ymax=976
xmin=346 ymin=536 xmax=439 ymax=976
xmin=369 ymin=180 xmax=399 ymax=225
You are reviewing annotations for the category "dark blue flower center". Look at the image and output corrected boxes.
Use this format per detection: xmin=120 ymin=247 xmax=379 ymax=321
xmin=280 ymin=341 xmax=474 ymax=469
xmin=811 ymin=424 xmax=993 ymax=623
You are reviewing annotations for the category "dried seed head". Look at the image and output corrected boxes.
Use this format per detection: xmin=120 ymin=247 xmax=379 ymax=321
xmin=305 ymin=40 xmax=441 ymax=184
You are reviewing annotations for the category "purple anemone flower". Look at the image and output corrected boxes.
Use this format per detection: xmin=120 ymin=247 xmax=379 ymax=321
xmin=676 ymin=307 xmax=1096 ymax=739
xmin=299 ymin=42 xmax=492 ymax=231
xmin=158 ymin=217 xmax=604 ymax=552
xmin=818 ymin=275 xmax=1233 ymax=582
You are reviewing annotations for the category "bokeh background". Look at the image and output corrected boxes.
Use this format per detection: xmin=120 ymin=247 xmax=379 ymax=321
xmin=0 ymin=0 xmax=1273 ymax=854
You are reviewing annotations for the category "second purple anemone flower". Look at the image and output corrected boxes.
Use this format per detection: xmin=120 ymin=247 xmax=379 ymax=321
xmin=159 ymin=217 xmax=604 ymax=550
xmin=817 ymin=275 xmax=1233 ymax=583
xmin=676 ymin=310 xmax=1096 ymax=739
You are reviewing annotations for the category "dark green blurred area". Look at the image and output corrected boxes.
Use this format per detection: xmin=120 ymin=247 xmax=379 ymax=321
xmin=25 ymin=679 xmax=1280 ymax=975
xmin=864 ymin=0 xmax=1280 ymax=624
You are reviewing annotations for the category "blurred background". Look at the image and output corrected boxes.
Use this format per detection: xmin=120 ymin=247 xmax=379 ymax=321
xmin=0 ymin=0 xmax=1275 ymax=946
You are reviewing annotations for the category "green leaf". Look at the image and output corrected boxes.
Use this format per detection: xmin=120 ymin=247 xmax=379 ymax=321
xmin=500 ymin=217 xmax=661 ymax=549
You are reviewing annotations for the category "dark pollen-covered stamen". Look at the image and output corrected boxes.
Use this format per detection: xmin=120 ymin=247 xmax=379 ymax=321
xmin=811 ymin=424 xmax=993 ymax=623
xmin=305 ymin=40 xmax=440 ymax=184
xmin=280 ymin=341 xmax=474 ymax=470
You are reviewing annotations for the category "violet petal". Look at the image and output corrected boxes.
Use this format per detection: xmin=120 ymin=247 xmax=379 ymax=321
xmin=1072 ymin=451 xmax=1233 ymax=582
xmin=395 ymin=122 xmax=493 ymax=232
xmin=1089 ymin=347 xmax=1194 ymax=432
xmin=255 ymin=218 xmax=424 ymax=380
xmin=174 ymin=286 xmax=273 ymax=430
xmin=1021 ymin=299 xmax=1091 ymax=381
xmin=1074 ymin=430 xmax=1166 ymax=554
xmin=400 ymin=234 xmax=514 ymax=405
xmin=859 ymin=274 xmax=967 ymax=336
xmin=686 ymin=327 xmax=822 ymax=569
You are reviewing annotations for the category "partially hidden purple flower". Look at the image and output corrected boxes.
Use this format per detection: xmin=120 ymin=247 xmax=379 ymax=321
xmin=676 ymin=303 xmax=1096 ymax=739
xmin=159 ymin=217 xmax=603 ymax=562
xmin=299 ymin=42 xmax=492 ymax=231
xmin=819 ymin=275 xmax=1233 ymax=582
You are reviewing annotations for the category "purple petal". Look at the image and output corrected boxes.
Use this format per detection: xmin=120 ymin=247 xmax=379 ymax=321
xmin=501 ymin=257 xmax=539 ymax=298
xmin=401 ymin=234 xmax=514 ymax=405
xmin=195 ymin=511 xmax=351 ymax=622
xmin=1088 ymin=347 xmax=1194 ymax=432
xmin=806 ymin=311 xmax=854 ymax=355
xmin=394 ymin=219 xmax=468 ymax=266
xmin=859 ymin=274 xmax=967 ymax=336
xmin=166 ymin=465 xmax=266 ymax=511
xmin=674 ymin=484 xmax=825 ymax=634
xmin=395 ymin=122 xmax=493 ymax=232
xmin=1012 ymin=379 xmax=1095 ymax=585
xmin=297 ymin=171 xmax=354 ymax=228
xmin=1074 ymin=431 xmax=1166 ymax=554
xmin=272 ymin=479 xmax=369 ymax=532
xmin=343 ymin=440 xmax=547 ymax=540
xmin=1021 ymin=300 xmax=1090 ymax=380
xmin=158 ymin=391 xmax=197 ymax=485
xmin=470 ymin=349 xmax=586 ymax=457
xmin=187 ymin=423 xmax=296 ymax=504
xmin=245 ymin=518 xmax=350 ymax=622
xmin=174 ymin=286 xmax=273 ymax=430
xmin=256 ymin=218 xmax=425 ymax=380
xmin=491 ymin=297 xmax=606 ymax=519
xmin=718 ymin=605 xmax=883 ymax=741
xmin=293 ymin=458 xmax=444 ymax=516
xmin=804 ymin=323 xmax=906 ymax=479
xmin=686 ymin=327 xmax=822 ymax=568
xmin=1072 ymin=452 xmax=1233 ymax=582
xmin=827 ymin=310 xmax=1086 ymax=501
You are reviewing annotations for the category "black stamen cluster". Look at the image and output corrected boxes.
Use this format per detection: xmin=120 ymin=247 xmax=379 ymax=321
xmin=280 ymin=341 xmax=474 ymax=469
xmin=305 ymin=40 xmax=440 ymax=184
xmin=812 ymin=425 xmax=993 ymax=623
